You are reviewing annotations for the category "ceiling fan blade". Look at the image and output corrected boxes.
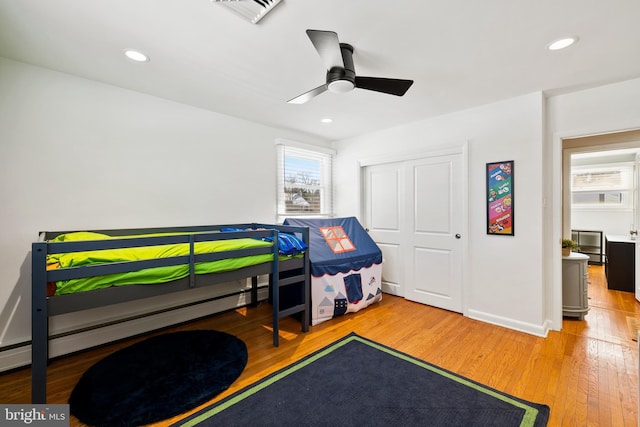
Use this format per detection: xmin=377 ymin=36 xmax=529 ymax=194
xmin=354 ymin=76 xmax=414 ymax=96
xmin=306 ymin=30 xmax=344 ymax=71
xmin=287 ymin=84 xmax=328 ymax=104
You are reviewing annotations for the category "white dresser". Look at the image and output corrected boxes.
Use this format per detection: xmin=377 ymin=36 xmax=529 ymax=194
xmin=562 ymin=252 xmax=589 ymax=320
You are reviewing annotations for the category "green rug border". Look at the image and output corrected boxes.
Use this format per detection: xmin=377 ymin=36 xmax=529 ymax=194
xmin=177 ymin=333 xmax=545 ymax=427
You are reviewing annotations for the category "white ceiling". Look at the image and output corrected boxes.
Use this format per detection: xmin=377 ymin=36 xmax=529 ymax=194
xmin=1 ymin=0 xmax=639 ymax=141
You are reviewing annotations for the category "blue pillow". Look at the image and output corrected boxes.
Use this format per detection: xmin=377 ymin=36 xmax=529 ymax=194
xmin=275 ymin=232 xmax=308 ymax=256
xmin=221 ymin=228 xmax=307 ymax=256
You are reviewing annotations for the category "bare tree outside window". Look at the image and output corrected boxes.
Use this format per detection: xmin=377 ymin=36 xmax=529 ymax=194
xmin=277 ymin=143 xmax=333 ymax=221
xmin=284 ymin=157 xmax=321 ymax=213
xmin=284 ymin=165 xmax=321 ymax=213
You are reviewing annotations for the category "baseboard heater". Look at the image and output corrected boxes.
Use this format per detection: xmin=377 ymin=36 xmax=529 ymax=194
xmin=0 ymin=286 xmax=268 ymax=373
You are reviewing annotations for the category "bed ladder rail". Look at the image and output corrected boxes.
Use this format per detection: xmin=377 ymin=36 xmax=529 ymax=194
xmin=270 ymin=228 xmax=310 ymax=347
xmin=277 ymin=273 xmax=308 ymax=319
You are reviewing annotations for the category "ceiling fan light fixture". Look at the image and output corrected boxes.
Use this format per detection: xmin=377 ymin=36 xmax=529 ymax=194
xmin=288 ymin=30 xmax=413 ymax=104
xmin=327 ymin=79 xmax=355 ymax=94
xmin=547 ymin=36 xmax=578 ymax=51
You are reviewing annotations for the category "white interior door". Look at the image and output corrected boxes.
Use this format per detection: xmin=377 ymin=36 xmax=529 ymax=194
xmin=363 ymin=162 xmax=405 ymax=296
xmin=404 ymin=155 xmax=464 ymax=312
xmin=363 ymin=150 xmax=465 ymax=312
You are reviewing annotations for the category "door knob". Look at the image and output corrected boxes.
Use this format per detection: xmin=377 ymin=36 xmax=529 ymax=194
xmin=455 ymin=234 xmax=462 ymax=239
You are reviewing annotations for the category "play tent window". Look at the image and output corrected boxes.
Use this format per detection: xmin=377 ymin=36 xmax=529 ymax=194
xmin=320 ymin=226 xmax=356 ymax=253
xmin=276 ymin=141 xmax=334 ymax=221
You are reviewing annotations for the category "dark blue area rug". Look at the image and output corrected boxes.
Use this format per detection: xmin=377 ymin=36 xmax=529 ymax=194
xmin=175 ymin=333 xmax=549 ymax=427
xmin=69 ymin=330 xmax=247 ymax=427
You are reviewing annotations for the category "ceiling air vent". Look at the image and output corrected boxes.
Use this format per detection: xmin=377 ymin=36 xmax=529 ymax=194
xmin=213 ymin=0 xmax=282 ymax=24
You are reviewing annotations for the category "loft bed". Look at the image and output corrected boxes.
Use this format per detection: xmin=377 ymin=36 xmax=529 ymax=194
xmin=31 ymin=223 xmax=310 ymax=404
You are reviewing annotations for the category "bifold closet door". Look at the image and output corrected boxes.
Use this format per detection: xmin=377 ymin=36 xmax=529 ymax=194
xmin=363 ymin=151 xmax=464 ymax=313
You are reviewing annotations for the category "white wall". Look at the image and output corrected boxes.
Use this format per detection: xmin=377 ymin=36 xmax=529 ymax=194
xmin=331 ymin=77 xmax=640 ymax=338
xmin=0 ymin=57 xmax=330 ymax=369
xmin=546 ymin=77 xmax=640 ymax=329
xmin=333 ymin=92 xmax=547 ymax=335
xmin=547 ymin=79 xmax=640 ymax=136
xmin=572 ymin=210 xmax=633 ymax=239
xmin=4 ymin=53 xmax=639 ymax=371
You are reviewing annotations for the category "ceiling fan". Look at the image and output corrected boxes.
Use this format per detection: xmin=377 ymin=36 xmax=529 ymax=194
xmin=288 ymin=30 xmax=414 ymax=104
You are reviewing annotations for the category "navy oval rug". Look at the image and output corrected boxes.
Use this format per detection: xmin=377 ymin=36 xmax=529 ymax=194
xmin=69 ymin=330 xmax=248 ymax=427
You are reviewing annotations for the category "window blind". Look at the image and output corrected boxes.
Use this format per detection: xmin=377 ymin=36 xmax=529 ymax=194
xmin=276 ymin=143 xmax=334 ymax=219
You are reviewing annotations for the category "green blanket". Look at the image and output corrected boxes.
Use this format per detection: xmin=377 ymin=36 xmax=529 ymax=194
xmin=49 ymin=232 xmax=275 ymax=295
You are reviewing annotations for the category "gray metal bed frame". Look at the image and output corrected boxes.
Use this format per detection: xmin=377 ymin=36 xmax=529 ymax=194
xmin=31 ymin=223 xmax=310 ymax=403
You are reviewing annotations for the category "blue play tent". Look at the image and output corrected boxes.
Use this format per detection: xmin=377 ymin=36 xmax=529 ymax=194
xmin=284 ymin=217 xmax=383 ymax=325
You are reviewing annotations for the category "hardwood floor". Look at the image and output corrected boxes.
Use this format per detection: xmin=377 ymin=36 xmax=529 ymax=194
xmin=1 ymin=264 xmax=638 ymax=426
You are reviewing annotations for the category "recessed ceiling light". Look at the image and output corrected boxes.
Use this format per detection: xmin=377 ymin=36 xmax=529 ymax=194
xmin=547 ymin=37 xmax=578 ymax=51
xmin=321 ymin=118 xmax=333 ymax=123
xmin=124 ymin=49 xmax=149 ymax=62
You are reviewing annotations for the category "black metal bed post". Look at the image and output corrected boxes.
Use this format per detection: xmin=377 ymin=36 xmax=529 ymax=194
xmin=271 ymin=229 xmax=280 ymax=347
xmin=250 ymin=276 xmax=259 ymax=307
xmin=302 ymin=226 xmax=311 ymax=332
xmin=31 ymin=241 xmax=48 ymax=403
xmin=188 ymin=234 xmax=195 ymax=288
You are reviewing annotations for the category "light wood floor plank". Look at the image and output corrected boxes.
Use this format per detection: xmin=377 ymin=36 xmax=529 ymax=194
xmin=0 ymin=265 xmax=637 ymax=426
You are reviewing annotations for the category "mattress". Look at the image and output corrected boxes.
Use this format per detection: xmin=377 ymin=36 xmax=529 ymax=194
xmin=46 ymin=231 xmax=302 ymax=296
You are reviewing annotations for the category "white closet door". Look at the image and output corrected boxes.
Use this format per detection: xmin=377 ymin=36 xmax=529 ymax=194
xmin=363 ymin=150 xmax=465 ymax=312
xmin=404 ymin=154 xmax=463 ymax=312
xmin=363 ymin=162 xmax=405 ymax=296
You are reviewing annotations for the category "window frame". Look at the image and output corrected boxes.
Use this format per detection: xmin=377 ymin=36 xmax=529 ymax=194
xmin=275 ymin=139 xmax=335 ymax=222
xmin=570 ymin=162 xmax=634 ymax=210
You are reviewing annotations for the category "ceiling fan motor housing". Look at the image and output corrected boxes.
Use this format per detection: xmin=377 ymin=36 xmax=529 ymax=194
xmin=327 ymin=43 xmax=356 ymax=93
xmin=287 ymin=29 xmax=413 ymax=104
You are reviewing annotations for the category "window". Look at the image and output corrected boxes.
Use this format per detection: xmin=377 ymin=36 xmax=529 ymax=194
xmin=571 ymin=164 xmax=633 ymax=208
xmin=320 ymin=226 xmax=356 ymax=253
xmin=276 ymin=141 xmax=334 ymax=221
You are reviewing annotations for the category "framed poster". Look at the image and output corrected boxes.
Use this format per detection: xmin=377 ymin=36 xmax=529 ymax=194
xmin=486 ymin=160 xmax=514 ymax=235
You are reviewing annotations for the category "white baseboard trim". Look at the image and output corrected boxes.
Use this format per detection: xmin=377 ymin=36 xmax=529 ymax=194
xmin=0 ymin=288 xmax=269 ymax=373
xmin=466 ymin=308 xmax=550 ymax=337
